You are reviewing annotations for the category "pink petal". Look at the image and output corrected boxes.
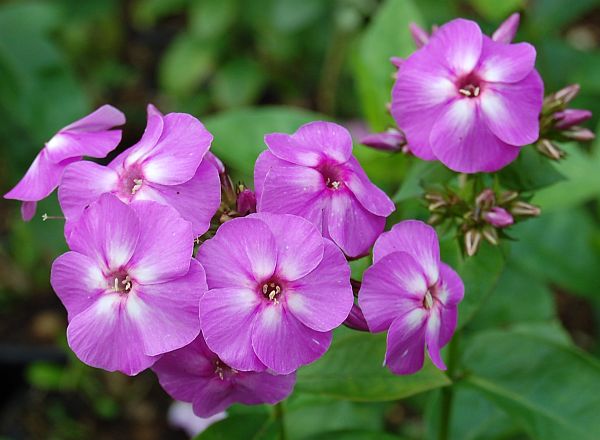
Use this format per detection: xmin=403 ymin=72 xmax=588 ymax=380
xmin=425 ymin=306 xmax=447 ymax=370
xmin=67 ymin=294 xmax=158 ymax=375
xmin=127 ymin=201 xmax=194 ymax=284
xmin=63 ymin=104 xmax=126 ymax=132
xmin=477 ymin=36 xmax=535 ymax=84
xmin=385 ymin=308 xmax=428 ymax=375
xmin=251 ymin=304 xmax=332 ymax=374
xmin=67 ymin=194 xmax=140 ymax=271
xmin=197 ymin=217 xmax=277 ymax=289
xmin=325 ymin=192 xmax=386 ymax=258
xmin=192 ymin=380 xmax=236 ymax=417
xmin=344 ymin=157 xmax=395 ymax=217
xmin=199 ymin=287 xmax=265 ymax=371
xmin=373 ymin=220 xmax=440 ymax=285
xmin=436 ymin=263 xmax=465 ymax=307
xmin=427 ymin=18 xmax=483 ymax=76
xmin=51 ymin=251 xmax=106 ymax=320
xmin=437 ymin=303 xmax=458 ymax=348
xmin=430 ymin=98 xmax=520 ymax=173
xmin=391 ymin=48 xmax=455 ymax=160
xmin=480 ymin=70 xmax=543 ymax=146
xmin=359 ymin=252 xmax=428 ymax=333
xmin=254 ymin=150 xmax=287 ymax=203
xmin=264 ymin=121 xmax=352 ymax=167
xmin=492 ymin=13 xmax=520 ymax=44
xmin=21 ymin=201 xmax=37 ymax=221
xmin=233 ymin=370 xmax=296 ymax=406
xmin=286 ymin=240 xmax=353 ymax=332
xmin=129 ymin=260 xmax=206 ymax=356
xmin=141 ymin=113 xmax=213 ymax=185
xmin=123 ymin=104 xmax=165 ymax=167
xmin=250 ymin=212 xmax=324 ymax=282
xmin=58 ymin=161 xmax=119 ymax=221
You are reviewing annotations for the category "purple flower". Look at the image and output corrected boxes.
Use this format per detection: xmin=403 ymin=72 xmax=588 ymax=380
xmin=484 ymin=206 xmax=513 ymax=228
xmin=197 ymin=212 xmax=354 ymax=374
xmin=50 ymin=193 xmax=206 ymax=375
xmin=391 ymin=18 xmax=543 ymax=173
xmin=58 ymin=104 xmax=220 ymax=237
xmin=255 ymin=121 xmax=395 ymax=258
xmin=4 ymin=105 xmax=125 ymax=221
xmin=236 ymin=189 xmax=257 ymax=215
xmin=358 ymin=220 xmax=464 ymax=375
xmin=153 ymin=334 xmax=295 ymax=418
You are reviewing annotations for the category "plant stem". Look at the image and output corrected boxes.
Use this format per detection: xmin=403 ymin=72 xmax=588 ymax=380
xmin=438 ymin=333 xmax=460 ymax=440
xmin=275 ymin=401 xmax=286 ymax=440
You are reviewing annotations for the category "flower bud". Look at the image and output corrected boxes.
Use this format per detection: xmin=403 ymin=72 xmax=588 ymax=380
xmin=464 ymin=229 xmax=482 ymax=257
xmin=511 ymin=201 xmax=541 ymax=217
xmin=561 ymin=126 xmax=595 ymax=142
xmin=554 ymin=109 xmax=593 ymax=129
xmin=484 ymin=207 xmax=514 ymax=228
xmin=360 ymin=129 xmax=406 ymax=152
xmin=492 ymin=13 xmax=520 ymax=44
xmin=390 ymin=56 xmax=404 ymax=68
xmin=236 ymin=189 xmax=257 ymax=215
xmin=482 ymin=225 xmax=499 ymax=246
xmin=343 ymin=303 xmax=370 ymax=332
xmin=554 ymin=84 xmax=580 ymax=105
xmin=498 ymin=191 xmax=519 ymax=204
xmin=536 ymin=139 xmax=565 ymax=160
xmin=427 ymin=213 xmax=444 ymax=225
xmin=475 ymin=189 xmax=496 ymax=210
xmin=409 ymin=23 xmax=429 ymax=48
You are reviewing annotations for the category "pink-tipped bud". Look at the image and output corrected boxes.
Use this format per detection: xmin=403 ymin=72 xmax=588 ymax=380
xmin=236 ymin=189 xmax=256 ymax=215
xmin=562 ymin=126 xmax=595 ymax=142
xmin=343 ymin=303 xmax=370 ymax=332
xmin=511 ymin=201 xmax=541 ymax=217
xmin=537 ymin=139 xmax=565 ymax=160
xmin=554 ymin=84 xmax=580 ymax=104
xmin=498 ymin=191 xmax=519 ymax=204
xmin=360 ymin=128 xmax=406 ymax=152
xmin=475 ymin=189 xmax=496 ymax=209
xmin=492 ymin=13 xmax=520 ymax=44
xmin=465 ymin=229 xmax=482 ymax=257
xmin=554 ymin=109 xmax=593 ymax=129
xmin=484 ymin=207 xmax=514 ymax=228
xmin=390 ymin=56 xmax=404 ymax=68
xmin=482 ymin=225 xmax=499 ymax=245
xmin=409 ymin=23 xmax=430 ymax=48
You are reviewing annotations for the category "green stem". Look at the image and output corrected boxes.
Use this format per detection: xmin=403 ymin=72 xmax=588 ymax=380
xmin=275 ymin=401 xmax=286 ymax=440
xmin=438 ymin=332 xmax=460 ymax=440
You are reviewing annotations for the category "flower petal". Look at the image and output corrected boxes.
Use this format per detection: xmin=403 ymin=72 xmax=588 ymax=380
xmin=250 ymin=212 xmax=324 ymax=282
xmin=385 ymin=308 xmax=428 ymax=375
xmin=67 ymin=193 xmax=140 ymax=271
xmin=477 ymin=36 xmax=536 ymax=83
xmin=344 ymin=157 xmax=395 ymax=217
xmin=200 ymin=287 xmax=265 ymax=371
xmin=192 ymin=380 xmax=236 ymax=417
xmin=265 ymin=121 xmax=352 ymax=167
xmin=373 ymin=220 xmax=440 ymax=285
xmin=58 ymin=161 xmax=119 ymax=221
xmin=286 ymin=240 xmax=353 ymax=332
xmin=51 ymin=251 xmax=106 ymax=320
xmin=123 ymin=104 xmax=165 ymax=167
xmin=127 ymin=201 xmax=193 ymax=284
xmin=67 ymin=294 xmax=158 ymax=375
xmin=359 ymin=251 xmax=428 ymax=333
xmin=430 ymin=98 xmax=520 ymax=173
xmin=425 ymin=305 xmax=456 ymax=370
xmin=233 ymin=370 xmax=296 ymax=406
xmin=21 ymin=201 xmax=37 ymax=221
xmin=129 ymin=260 xmax=206 ymax=356
xmin=251 ymin=304 xmax=332 ymax=374
xmin=428 ymin=18 xmax=483 ymax=76
xmin=436 ymin=263 xmax=464 ymax=307
xmin=325 ymin=191 xmax=385 ymax=258
xmin=197 ymin=217 xmax=277 ymax=289
xmin=480 ymin=70 xmax=543 ymax=146
xmin=141 ymin=113 xmax=213 ymax=185
xmin=63 ymin=104 xmax=126 ymax=131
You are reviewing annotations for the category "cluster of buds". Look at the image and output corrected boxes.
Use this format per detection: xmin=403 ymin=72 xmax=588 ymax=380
xmin=537 ymin=84 xmax=594 ymax=160
xmin=424 ymin=187 xmax=541 ymax=256
xmin=218 ymin=173 xmax=257 ymax=223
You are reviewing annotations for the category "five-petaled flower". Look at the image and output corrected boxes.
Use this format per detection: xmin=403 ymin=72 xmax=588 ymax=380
xmin=359 ymin=220 xmax=464 ymax=375
xmin=392 ymin=18 xmax=543 ymax=173
xmin=50 ymin=193 xmax=206 ymax=375
xmin=153 ymin=334 xmax=295 ymax=417
xmin=255 ymin=121 xmax=395 ymax=258
xmin=4 ymin=105 xmax=125 ymax=221
xmin=197 ymin=212 xmax=354 ymax=374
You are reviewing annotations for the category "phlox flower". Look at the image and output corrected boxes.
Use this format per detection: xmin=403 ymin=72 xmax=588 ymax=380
xmin=392 ymin=18 xmax=543 ymax=173
xmin=58 ymin=104 xmax=220 ymax=237
xmin=359 ymin=221 xmax=464 ymax=375
xmin=197 ymin=212 xmax=354 ymax=374
xmin=51 ymin=193 xmax=206 ymax=375
xmin=154 ymin=334 xmax=295 ymax=418
xmin=4 ymin=105 xmax=125 ymax=220
xmin=255 ymin=121 xmax=395 ymax=258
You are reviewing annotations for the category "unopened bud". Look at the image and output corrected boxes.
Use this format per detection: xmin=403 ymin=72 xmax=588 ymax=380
xmin=390 ymin=56 xmax=404 ymax=68
xmin=498 ymin=191 xmax=519 ymax=204
xmin=492 ymin=13 xmax=520 ymax=44
xmin=484 ymin=207 xmax=514 ymax=228
xmin=554 ymin=109 xmax=593 ymax=129
xmin=482 ymin=225 xmax=499 ymax=245
xmin=236 ymin=189 xmax=257 ymax=215
xmin=561 ymin=126 xmax=595 ymax=142
xmin=554 ymin=84 xmax=580 ymax=104
xmin=475 ymin=189 xmax=496 ymax=209
xmin=464 ymin=229 xmax=482 ymax=257
xmin=360 ymin=128 xmax=406 ymax=152
xmin=409 ymin=23 xmax=429 ymax=48
xmin=427 ymin=213 xmax=444 ymax=225
xmin=343 ymin=304 xmax=369 ymax=332
xmin=511 ymin=201 xmax=541 ymax=217
xmin=536 ymin=139 xmax=565 ymax=160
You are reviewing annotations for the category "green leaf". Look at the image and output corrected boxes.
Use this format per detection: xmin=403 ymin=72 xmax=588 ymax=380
xmin=468 ymin=0 xmax=524 ymax=21
xmin=498 ymin=146 xmax=565 ymax=191
xmin=393 ymin=160 xmax=454 ymax=202
xmin=212 ymin=58 xmax=266 ymax=109
xmin=296 ymin=332 xmax=450 ymax=401
xmin=203 ymin=106 xmax=324 ymax=182
xmin=189 ymin=0 xmax=238 ymax=38
xmin=462 ymin=328 xmax=600 ymax=440
xmin=304 ymin=430 xmax=401 ymax=440
xmin=439 ymin=239 xmax=506 ymax=328
xmin=196 ymin=411 xmax=277 ymax=440
xmin=353 ymin=0 xmax=423 ymax=131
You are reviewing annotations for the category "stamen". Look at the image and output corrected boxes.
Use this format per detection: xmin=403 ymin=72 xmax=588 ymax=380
xmin=42 ymin=213 xmax=66 ymax=221
xmin=114 ymin=278 xmax=119 ymax=292
xmin=423 ymin=290 xmax=434 ymax=309
xmin=459 ymin=88 xmax=472 ymax=97
xmin=473 ymin=86 xmax=480 ymax=97
xmin=131 ymin=178 xmax=143 ymax=194
xmin=262 ymin=282 xmax=282 ymax=304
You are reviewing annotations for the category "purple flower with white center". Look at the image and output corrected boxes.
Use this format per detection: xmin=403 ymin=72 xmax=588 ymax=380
xmin=50 ymin=193 xmax=206 ymax=375
xmin=153 ymin=334 xmax=295 ymax=418
xmin=197 ymin=212 xmax=354 ymax=374
xmin=358 ymin=220 xmax=464 ymax=375
xmin=58 ymin=104 xmax=220 ymax=237
xmin=255 ymin=121 xmax=395 ymax=258
xmin=4 ymin=105 xmax=125 ymax=221
xmin=484 ymin=206 xmax=513 ymax=228
xmin=392 ymin=18 xmax=544 ymax=173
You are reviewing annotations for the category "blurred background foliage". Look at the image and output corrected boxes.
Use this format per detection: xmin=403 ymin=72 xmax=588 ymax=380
xmin=1 ymin=0 xmax=600 ymax=439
